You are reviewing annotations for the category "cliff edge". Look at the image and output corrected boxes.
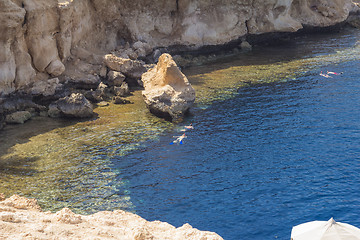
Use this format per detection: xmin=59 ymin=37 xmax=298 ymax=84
xmin=0 ymin=194 xmax=223 ymax=240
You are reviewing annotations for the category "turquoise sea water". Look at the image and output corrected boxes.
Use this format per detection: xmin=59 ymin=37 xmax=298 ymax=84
xmin=1 ymin=27 xmax=360 ymax=239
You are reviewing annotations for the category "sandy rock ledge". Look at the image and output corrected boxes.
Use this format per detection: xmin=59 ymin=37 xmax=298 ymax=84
xmin=0 ymin=194 xmax=223 ymax=240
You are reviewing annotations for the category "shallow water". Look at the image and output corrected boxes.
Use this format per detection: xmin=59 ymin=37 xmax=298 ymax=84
xmin=1 ymin=28 xmax=360 ymax=239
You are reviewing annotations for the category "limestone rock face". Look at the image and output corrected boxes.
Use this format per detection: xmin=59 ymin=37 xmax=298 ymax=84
xmin=290 ymin=0 xmax=353 ymax=27
xmin=115 ymin=0 xmax=356 ymax=47
xmin=142 ymin=54 xmax=195 ymax=121
xmin=48 ymin=93 xmax=93 ymax=118
xmin=0 ymin=194 xmax=223 ymax=240
xmin=0 ymin=0 xmax=27 ymax=95
xmin=0 ymin=0 xmax=358 ymax=96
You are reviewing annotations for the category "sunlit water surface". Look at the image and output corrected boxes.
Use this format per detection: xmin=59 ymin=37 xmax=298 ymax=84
xmin=1 ymin=28 xmax=360 ymax=239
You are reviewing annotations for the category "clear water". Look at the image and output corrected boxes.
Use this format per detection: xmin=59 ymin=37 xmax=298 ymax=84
xmin=120 ymin=63 xmax=360 ymax=239
xmin=113 ymin=30 xmax=360 ymax=239
xmin=1 ymin=28 xmax=360 ymax=239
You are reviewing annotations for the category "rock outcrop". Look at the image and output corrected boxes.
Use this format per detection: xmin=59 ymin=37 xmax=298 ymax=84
xmin=48 ymin=93 xmax=93 ymax=118
xmin=104 ymin=54 xmax=147 ymax=83
xmin=0 ymin=0 xmax=359 ymax=97
xmin=0 ymin=194 xmax=223 ymax=240
xmin=142 ymin=53 xmax=195 ymax=121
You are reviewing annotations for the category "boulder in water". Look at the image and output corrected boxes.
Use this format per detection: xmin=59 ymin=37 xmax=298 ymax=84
xmin=112 ymin=96 xmax=131 ymax=104
xmin=5 ymin=111 xmax=32 ymax=124
xmin=141 ymin=53 xmax=195 ymax=121
xmin=48 ymin=93 xmax=93 ymax=118
xmin=113 ymin=82 xmax=130 ymax=97
xmin=107 ymin=70 xmax=126 ymax=86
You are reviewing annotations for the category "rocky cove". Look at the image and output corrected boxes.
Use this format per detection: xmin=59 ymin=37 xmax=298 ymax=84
xmin=2 ymin=0 xmax=360 ymax=127
xmin=2 ymin=0 xmax=360 ymax=239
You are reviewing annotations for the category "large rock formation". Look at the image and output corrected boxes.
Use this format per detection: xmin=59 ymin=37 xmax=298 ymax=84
xmin=0 ymin=0 xmax=359 ymax=97
xmin=0 ymin=194 xmax=223 ymax=240
xmin=48 ymin=93 xmax=94 ymax=118
xmin=142 ymin=53 xmax=196 ymax=121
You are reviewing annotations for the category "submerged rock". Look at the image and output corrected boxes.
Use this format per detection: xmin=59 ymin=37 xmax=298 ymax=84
xmin=5 ymin=111 xmax=32 ymax=124
xmin=97 ymin=101 xmax=109 ymax=107
xmin=142 ymin=53 xmax=195 ymax=121
xmin=0 ymin=112 xmax=5 ymax=130
xmin=48 ymin=93 xmax=93 ymax=118
xmin=240 ymin=41 xmax=252 ymax=51
xmin=112 ymin=96 xmax=131 ymax=104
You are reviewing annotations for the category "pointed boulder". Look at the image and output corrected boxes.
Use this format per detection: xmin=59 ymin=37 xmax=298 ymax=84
xmin=142 ymin=53 xmax=195 ymax=121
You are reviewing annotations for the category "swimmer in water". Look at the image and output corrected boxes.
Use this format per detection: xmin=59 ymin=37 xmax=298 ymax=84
xmin=327 ymin=71 xmax=343 ymax=75
xmin=170 ymin=133 xmax=187 ymax=145
xmin=320 ymin=71 xmax=332 ymax=78
xmin=180 ymin=123 xmax=194 ymax=132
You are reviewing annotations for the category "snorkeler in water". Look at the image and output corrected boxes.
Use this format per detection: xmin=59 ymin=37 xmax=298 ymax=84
xmin=180 ymin=123 xmax=194 ymax=132
xmin=320 ymin=71 xmax=332 ymax=78
xmin=327 ymin=71 xmax=343 ymax=75
xmin=170 ymin=133 xmax=187 ymax=145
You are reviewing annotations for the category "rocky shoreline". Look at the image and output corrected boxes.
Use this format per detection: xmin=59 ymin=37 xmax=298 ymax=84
xmin=2 ymin=1 xmax=360 ymax=239
xmin=0 ymin=194 xmax=223 ymax=239
xmin=1 ymin=0 xmax=360 ymax=130
xmin=1 ymin=23 xmax=360 ymax=130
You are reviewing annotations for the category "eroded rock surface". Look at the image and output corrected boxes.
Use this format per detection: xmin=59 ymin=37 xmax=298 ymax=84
xmin=48 ymin=93 xmax=93 ymax=118
xmin=0 ymin=194 xmax=223 ymax=240
xmin=142 ymin=53 xmax=195 ymax=121
xmin=0 ymin=0 xmax=359 ymax=97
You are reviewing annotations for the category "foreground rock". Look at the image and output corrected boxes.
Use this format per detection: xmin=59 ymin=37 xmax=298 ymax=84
xmin=48 ymin=93 xmax=93 ymax=118
xmin=0 ymin=194 xmax=223 ymax=240
xmin=142 ymin=54 xmax=196 ymax=121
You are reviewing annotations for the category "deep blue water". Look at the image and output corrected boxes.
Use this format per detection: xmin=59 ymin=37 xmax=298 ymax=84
xmin=114 ymin=60 xmax=360 ymax=239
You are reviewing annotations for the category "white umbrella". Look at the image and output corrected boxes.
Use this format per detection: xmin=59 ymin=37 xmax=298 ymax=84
xmin=291 ymin=218 xmax=360 ymax=240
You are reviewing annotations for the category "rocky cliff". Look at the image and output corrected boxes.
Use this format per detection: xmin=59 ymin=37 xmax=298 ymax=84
xmin=0 ymin=0 xmax=359 ymax=97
